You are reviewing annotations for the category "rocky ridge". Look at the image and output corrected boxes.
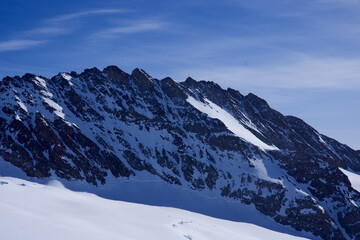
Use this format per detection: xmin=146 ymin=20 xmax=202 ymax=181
xmin=1 ymin=65 xmax=360 ymax=239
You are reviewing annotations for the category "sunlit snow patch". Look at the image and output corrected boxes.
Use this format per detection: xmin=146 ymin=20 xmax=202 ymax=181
xmin=61 ymin=73 xmax=73 ymax=86
xmin=249 ymin=158 xmax=282 ymax=184
xmin=42 ymin=97 xmax=65 ymax=119
xmin=15 ymin=113 xmax=21 ymax=121
xmin=339 ymin=168 xmax=360 ymax=193
xmin=186 ymin=96 xmax=278 ymax=151
xmin=15 ymin=96 xmax=28 ymax=113
xmin=35 ymin=76 xmax=47 ymax=89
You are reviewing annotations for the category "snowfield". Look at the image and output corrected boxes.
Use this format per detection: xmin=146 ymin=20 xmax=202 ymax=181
xmin=339 ymin=168 xmax=360 ymax=193
xmin=186 ymin=96 xmax=278 ymax=151
xmin=0 ymin=177 xmax=309 ymax=240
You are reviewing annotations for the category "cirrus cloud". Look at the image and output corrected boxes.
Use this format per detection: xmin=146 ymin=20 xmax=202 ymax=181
xmin=0 ymin=40 xmax=46 ymax=52
xmin=93 ymin=21 xmax=166 ymax=39
xmin=185 ymin=55 xmax=360 ymax=89
xmin=49 ymin=9 xmax=127 ymax=23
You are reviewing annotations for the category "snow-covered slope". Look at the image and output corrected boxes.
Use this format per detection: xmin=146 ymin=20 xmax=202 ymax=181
xmin=186 ymin=95 xmax=278 ymax=150
xmin=340 ymin=168 xmax=360 ymax=193
xmin=0 ymin=177 xmax=308 ymax=240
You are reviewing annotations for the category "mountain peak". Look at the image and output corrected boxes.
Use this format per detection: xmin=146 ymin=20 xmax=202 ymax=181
xmin=226 ymin=87 xmax=244 ymax=100
xmin=245 ymin=92 xmax=270 ymax=109
xmin=22 ymin=73 xmax=37 ymax=80
xmin=103 ymin=65 xmax=129 ymax=83
xmin=131 ymin=68 xmax=154 ymax=90
xmin=81 ymin=67 xmax=102 ymax=76
xmin=131 ymin=68 xmax=152 ymax=79
xmin=161 ymin=76 xmax=186 ymax=99
xmin=184 ymin=77 xmax=198 ymax=86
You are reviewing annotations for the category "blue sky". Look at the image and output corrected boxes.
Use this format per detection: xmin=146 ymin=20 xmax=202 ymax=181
xmin=1 ymin=0 xmax=359 ymax=149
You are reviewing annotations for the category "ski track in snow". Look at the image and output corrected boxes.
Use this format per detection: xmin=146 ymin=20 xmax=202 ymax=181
xmin=0 ymin=177 xmax=309 ymax=240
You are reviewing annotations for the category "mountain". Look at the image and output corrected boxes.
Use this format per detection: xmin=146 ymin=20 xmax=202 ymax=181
xmin=0 ymin=66 xmax=360 ymax=239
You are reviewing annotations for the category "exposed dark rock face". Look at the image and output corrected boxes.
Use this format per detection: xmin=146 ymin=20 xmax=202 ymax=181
xmin=1 ymin=66 xmax=360 ymax=239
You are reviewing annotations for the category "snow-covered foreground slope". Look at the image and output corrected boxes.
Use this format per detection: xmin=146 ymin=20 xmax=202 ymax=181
xmin=0 ymin=177 xmax=308 ymax=240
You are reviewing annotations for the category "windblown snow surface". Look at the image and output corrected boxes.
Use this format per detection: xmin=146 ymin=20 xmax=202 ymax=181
xmin=0 ymin=177 xmax=308 ymax=240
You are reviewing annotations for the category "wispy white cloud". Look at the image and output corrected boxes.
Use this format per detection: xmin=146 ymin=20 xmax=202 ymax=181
xmin=94 ymin=21 xmax=166 ymax=38
xmin=49 ymin=9 xmax=126 ymax=22
xmin=30 ymin=9 xmax=127 ymax=36
xmin=0 ymin=40 xmax=46 ymax=52
xmin=23 ymin=27 xmax=70 ymax=36
xmin=0 ymin=9 xmax=127 ymax=52
xmin=314 ymin=0 xmax=360 ymax=7
xmin=185 ymin=55 xmax=360 ymax=89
